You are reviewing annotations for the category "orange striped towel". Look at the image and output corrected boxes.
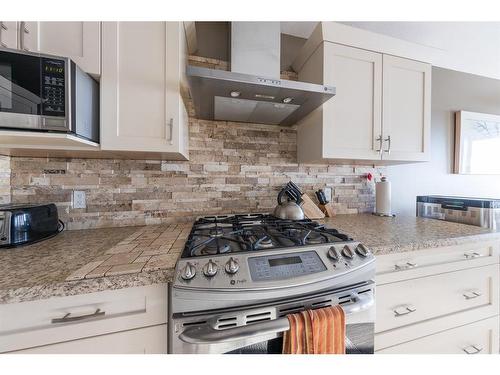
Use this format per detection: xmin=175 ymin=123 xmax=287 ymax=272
xmin=282 ymin=305 xmax=346 ymax=354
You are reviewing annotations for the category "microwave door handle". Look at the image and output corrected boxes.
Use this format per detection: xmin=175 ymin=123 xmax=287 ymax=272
xmin=179 ymin=293 xmax=374 ymax=345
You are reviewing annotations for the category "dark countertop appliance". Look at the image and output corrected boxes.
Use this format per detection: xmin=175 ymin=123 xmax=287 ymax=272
xmin=417 ymin=195 xmax=500 ymax=230
xmin=0 ymin=203 xmax=63 ymax=248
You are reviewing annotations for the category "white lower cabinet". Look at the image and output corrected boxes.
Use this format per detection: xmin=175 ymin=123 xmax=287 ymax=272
xmin=378 ymin=317 xmax=499 ymax=354
xmin=11 ymin=325 xmax=167 ymax=354
xmin=375 ymin=240 xmax=500 ymax=354
xmin=0 ymin=284 xmax=168 ymax=354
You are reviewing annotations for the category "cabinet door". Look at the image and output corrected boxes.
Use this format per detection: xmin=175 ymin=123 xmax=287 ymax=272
xmin=377 ymin=317 xmax=499 ymax=354
xmin=101 ymin=22 xmax=188 ymax=159
xmin=0 ymin=21 xmax=18 ymax=49
xmin=382 ymin=55 xmax=431 ymax=162
xmin=18 ymin=22 xmax=38 ymax=52
xmin=38 ymin=22 xmax=101 ymax=76
xmin=11 ymin=325 xmax=167 ymax=354
xmin=322 ymin=43 xmax=382 ymax=160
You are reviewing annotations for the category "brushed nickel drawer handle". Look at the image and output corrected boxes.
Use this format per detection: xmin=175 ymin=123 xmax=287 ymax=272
xmin=383 ymin=135 xmax=391 ymax=154
xmin=51 ymin=308 xmax=105 ymax=324
xmin=463 ymin=345 xmax=483 ymax=354
xmin=463 ymin=291 xmax=482 ymax=300
xmin=394 ymin=261 xmax=418 ymax=271
xmin=464 ymin=252 xmax=481 ymax=259
xmin=393 ymin=305 xmax=416 ymax=317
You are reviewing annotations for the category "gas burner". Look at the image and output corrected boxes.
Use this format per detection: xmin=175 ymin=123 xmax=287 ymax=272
xmin=208 ymin=227 xmax=224 ymax=238
xmin=191 ymin=241 xmax=232 ymax=257
xmin=181 ymin=214 xmax=352 ymax=258
xmin=254 ymin=236 xmax=274 ymax=249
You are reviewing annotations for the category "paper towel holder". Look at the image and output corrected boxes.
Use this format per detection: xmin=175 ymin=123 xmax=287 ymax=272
xmin=373 ymin=176 xmax=396 ymax=217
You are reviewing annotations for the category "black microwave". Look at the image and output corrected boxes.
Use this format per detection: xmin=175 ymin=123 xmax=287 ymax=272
xmin=0 ymin=47 xmax=99 ymax=143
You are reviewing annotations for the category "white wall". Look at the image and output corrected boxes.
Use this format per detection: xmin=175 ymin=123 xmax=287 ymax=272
xmin=386 ymin=67 xmax=500 ymax=216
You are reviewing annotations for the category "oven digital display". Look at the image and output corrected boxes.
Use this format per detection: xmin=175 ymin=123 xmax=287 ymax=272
xmin=248 ymin=251 xmax=326 ymax=281
xmin=268 ymin=256 xmax=302 ymax=267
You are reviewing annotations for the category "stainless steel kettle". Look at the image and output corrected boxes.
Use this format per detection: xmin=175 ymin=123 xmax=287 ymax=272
xmin=273 ymin=187 xmax=305 ymax=220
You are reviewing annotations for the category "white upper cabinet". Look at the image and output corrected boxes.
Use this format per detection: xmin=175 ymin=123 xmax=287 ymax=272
xmin=297 ymin=43 xmax=382 ymax=162
xmin=382 ymin=55 xmax=431 ymax=162
xmin=0 ymin=21 xmax=18 ymax=49
xmin=100 ymin=22 xmax=189 ymax=160
xmin=38 ymin=22 xmax=101 ymax=76
xmin=0 ymin=21 xmax=37 ymax=52
xmin=0 ymin=22 xmax=100 ymax=76
xmin=295 ymin=41 xmax=431 ymax=164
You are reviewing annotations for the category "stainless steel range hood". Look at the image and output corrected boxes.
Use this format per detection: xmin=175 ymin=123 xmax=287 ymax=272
xmin=186 ymin=22 xmax=335 ymax=126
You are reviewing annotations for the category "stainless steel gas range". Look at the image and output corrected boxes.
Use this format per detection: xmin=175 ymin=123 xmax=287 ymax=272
xmin=168 ymin=214 xmax=375 ymax=354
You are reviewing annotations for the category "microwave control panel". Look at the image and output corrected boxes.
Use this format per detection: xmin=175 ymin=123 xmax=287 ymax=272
xmin=41 ymin=57 xmax=66 ymax=117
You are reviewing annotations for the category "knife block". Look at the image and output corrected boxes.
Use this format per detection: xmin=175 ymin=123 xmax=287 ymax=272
xmin=300 ymin=194 xmax=326 ymax=219
xmin=318 ymin=203 xmax=335 ymax=217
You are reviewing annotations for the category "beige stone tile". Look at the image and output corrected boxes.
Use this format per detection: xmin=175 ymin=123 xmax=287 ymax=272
xmin=143 ymin=254 xmax=179 ymax=272
xmin=105 ymin=262 xmax=146 ymax=276
xmin=66 ymin=261 xmax=104 ymax=281
xmin=100 ymin=252 xmax=142 ymax=267
xmin=85 ymin=265 xmax=112 ymax=279
xmin=134 ymin=255 xmax=151 ymax=263
xmin=105 ymin=243 xmax=138 ymax=255
xmin=139 ymin=247 xmax=171 ymax=257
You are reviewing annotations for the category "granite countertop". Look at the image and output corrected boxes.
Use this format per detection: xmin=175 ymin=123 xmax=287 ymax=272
xmin=320 ymin=214 xmax=500 ymax=255
xmin=2 ymin=213 xmax=500 ymax=305
xmin=0 ymin=223 xmax=191 ymax=305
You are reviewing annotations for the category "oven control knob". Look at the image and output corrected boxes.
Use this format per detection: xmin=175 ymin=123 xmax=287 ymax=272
xmin=327 ymin=246 xmax=339 ymax=262
xmin=225 ymin=257 xmax=239 ymax=274
xmin=355 ymin=244 xmax=370 ymax=257
xmin=180 ymin=262 xmax=196 ymax=280
xmin=341 ymin=245 xmax=354 ymax=260
xmin=203 ymin=259 xmax=218 ymax=277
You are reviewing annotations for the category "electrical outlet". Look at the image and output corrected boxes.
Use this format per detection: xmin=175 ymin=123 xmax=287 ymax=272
xmin=73 ymin=190 xmax=86 ymax=209
xmin=324 ymin=187 xmax=332 ymax=202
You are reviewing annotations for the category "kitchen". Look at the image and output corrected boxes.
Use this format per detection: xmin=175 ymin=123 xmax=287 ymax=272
xmin=1 ymin=1 xmax=500 ymax=370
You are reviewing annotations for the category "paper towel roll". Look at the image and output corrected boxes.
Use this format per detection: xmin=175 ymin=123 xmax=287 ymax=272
xmin=375 ymin=177 xmax=392 ymax=216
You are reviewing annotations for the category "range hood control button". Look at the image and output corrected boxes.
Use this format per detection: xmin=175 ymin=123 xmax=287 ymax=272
xmin=180 ymin=262 xmax=196 ymax=280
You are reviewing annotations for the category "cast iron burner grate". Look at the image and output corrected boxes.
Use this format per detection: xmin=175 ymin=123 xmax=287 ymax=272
xmin=181 ymin=214 xmax=352 ymax=258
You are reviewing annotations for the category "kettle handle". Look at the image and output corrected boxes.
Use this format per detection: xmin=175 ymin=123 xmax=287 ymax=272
xmin=277 ymin=188 xmax=288 ymax=205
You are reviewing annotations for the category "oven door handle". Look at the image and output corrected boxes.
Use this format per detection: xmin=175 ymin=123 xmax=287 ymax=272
xmin=179 ymin=293 xmax=374 ymax=345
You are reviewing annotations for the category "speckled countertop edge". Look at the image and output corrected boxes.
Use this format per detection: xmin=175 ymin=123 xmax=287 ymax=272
xmin=0 ymin=269 xmax=175 ymax=305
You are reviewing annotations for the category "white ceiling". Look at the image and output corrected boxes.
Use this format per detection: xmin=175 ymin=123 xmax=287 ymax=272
xmin=280 ymin=22 xmax=318 ymax=38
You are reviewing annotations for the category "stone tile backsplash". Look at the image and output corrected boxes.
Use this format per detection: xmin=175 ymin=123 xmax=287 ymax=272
xmin=1 ymin=118 xmax=383 ymax=230
xmin=0 ymin=55 xmax=384 ymax=230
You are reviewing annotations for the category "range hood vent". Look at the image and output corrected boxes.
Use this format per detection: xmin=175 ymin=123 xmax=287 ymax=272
xmin=186 ymin=22 xmax=335 ymax=126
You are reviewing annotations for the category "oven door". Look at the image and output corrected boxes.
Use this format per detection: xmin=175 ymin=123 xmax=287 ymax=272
xmin=170 ymin=285 xmax=375 ymax=354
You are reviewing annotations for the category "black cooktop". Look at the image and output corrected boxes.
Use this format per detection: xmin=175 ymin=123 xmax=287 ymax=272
xmin=181 ymin=214 xmax=352 ymax=258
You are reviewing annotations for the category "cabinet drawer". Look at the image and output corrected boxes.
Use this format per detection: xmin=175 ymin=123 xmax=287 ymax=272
xmin=9 ymin=325 xmax=167 ymax=354
xmin=376 ymin=241 xmax=499 ymax=284
xmin=377 ymin=317 xmax=499 ymax=354
xmin=376 ymin=264 xmax=499 ymax=333
xmin=0 ymin=284 xmax=167 ymax=353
